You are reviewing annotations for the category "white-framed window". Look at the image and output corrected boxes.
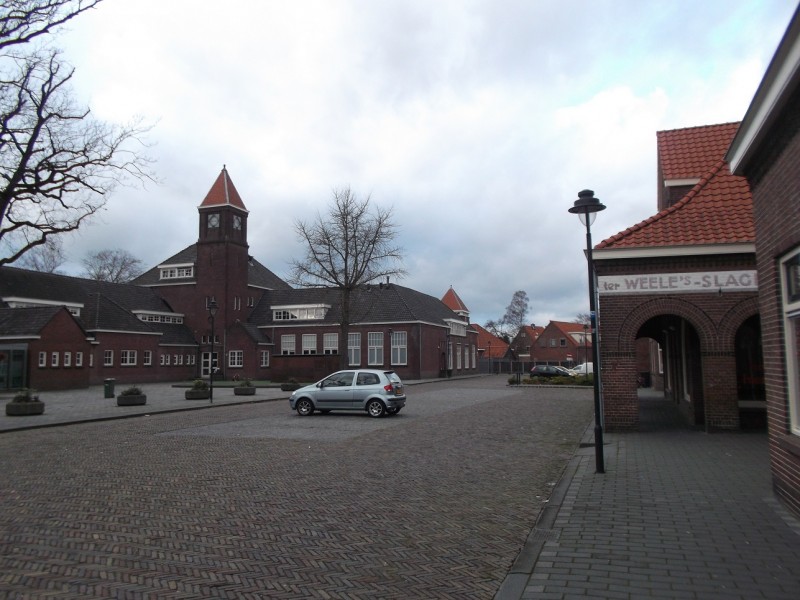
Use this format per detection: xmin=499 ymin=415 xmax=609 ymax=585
xmin=121 ymin=350 xmax=137 ymax=366
xmin=90 ymin=353 xmax=94 ymax=367
xmin=76 ymin=352 xmax=83 ymax=368
xmin=281 ymin=334 xmax=296 ymax=355
xmin=302 ymin=334 xmax=317 ymax=355
xmin=144 ymin=350 xmax=152 ymax=366
xmin=260 ymin=350 xmax=270 ymax=367
xmin=160 ymin=353 xmax=166 ymax=366
xmin=51 ymin=352 xmax=59 ymax=367
xmin=38 ymin=352 xmax=46 ymax=367
xmin=159 ymin=266 xmax=194 ymax=280
xmin=323 ymin=333 xmax=338 ymax=355
xmin=368 ymin=332 xmax=383 ymax=365
xmin=273 ymin=305 xmax=329 ymax=321
xmin=234 ymin=296 xmax=241 ymax=311
xmin=549 ymin=339 xmax=556 ymax=347
xmin=472 ymin=345 xmax=477 ymax=369
xmin=780 ymin=249 xmax=800 ymax=435
xmin=348 ymin=333 xmax=361 ymax=366
xmin=176 ymin=354 xmax=184 ymax=366
xmin=229 ymin=350 xmax=243 ymax=368
xmin=190 ymin=355 xmax=196 ymax=365
xmin=391 ymin=331 xmax=407 ymax=365
xmin=456 ymin=343 xmax=462 ymax=369
xmin=164 ymin=354 xmax=171 ymax=366
xmin=448 ymin=341 xmax=453 ymax=370
xmin=63 ymin=351 xmax=72 ymax=368
xmin=104 ymin=350 xmax=113 ymax=367
xmin=464 ymin=345 xmax=469 ymax=369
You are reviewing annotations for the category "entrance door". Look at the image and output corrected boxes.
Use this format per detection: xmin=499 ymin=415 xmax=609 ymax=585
xmin=201 ymin=352 xmax=218 ymax=377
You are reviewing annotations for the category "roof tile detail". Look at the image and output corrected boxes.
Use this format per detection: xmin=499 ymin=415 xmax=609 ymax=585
xmin=658 ymin=122 xmax=740 ymax=181
xmin=599 ymin=162 xmax=754 ymax=249
xmin=199 ymin=166 xmax=247 ymax=211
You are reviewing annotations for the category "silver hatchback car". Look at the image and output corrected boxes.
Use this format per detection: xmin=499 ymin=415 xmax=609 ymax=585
xmin=289 ymin=369 xmax=406 ymax=417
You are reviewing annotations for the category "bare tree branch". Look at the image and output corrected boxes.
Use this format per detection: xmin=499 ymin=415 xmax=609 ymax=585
xmin=0 ymin=1 xmax=153 ymax=266
xmin=289 ymin=187 xmax=405 ymax=367
xmin=0 ymin=1 xmax=103 ymax=51
xmin=81 ymin=248 xmax=143 ymax=283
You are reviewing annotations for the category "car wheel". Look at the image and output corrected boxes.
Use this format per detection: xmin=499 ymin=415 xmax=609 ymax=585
xmin=367 ymin=399 xmax=386 ymax=418
xmin=296 ymin=398 xmax=315 ymax=416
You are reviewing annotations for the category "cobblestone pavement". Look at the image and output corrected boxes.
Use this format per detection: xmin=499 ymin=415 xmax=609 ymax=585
xmin=0 ymin=376 xmax=594 ymax=599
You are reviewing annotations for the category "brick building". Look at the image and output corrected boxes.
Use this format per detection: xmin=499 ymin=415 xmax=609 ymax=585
xmin=0 ymin=168 xmax=477 ymax=390
xmin=593 ymin=122 xmax=763 ymax=431
xmin=727 ymin=4 xmax=800 ymax=516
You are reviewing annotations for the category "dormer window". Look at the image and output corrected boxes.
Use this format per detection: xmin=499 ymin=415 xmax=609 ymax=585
xmin=208 ymin=213 xmax=220 ymax=228
xmin=272 ymin=305 xmax=329 ymax=321
xmin=160 ymin=266 xmax=194 ymax=280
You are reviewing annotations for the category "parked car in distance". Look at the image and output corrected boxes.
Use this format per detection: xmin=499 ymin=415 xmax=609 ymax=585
xmin=554 ymin=366 xmax=577 ymax=377
xmin=530 ymin=365 xmax=572 ymax=378
xmin=572 ymin=362 xmax=594 ymax=375
xmin=289 ymin=369 xmax=406 ymax=418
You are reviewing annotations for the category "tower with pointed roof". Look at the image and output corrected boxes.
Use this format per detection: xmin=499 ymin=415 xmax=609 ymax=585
xmin=196 ymin=166 xmax=251 ymax=320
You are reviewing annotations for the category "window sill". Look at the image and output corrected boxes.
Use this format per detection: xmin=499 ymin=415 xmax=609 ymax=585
xmin=777 ymin=433 xmax=800 ymax=459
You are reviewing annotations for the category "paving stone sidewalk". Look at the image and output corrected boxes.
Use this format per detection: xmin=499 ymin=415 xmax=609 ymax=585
xmin=496 ymin=394 xmax=800 ymax=600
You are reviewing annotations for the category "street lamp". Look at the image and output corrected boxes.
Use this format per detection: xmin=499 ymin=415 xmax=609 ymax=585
xmin=208 ymin=298 xmax=218 ymax=404
xmin=569 ymin=189 xmax=606 ymax=474
xmin=583 ymin=323 xmax=589 ymax=366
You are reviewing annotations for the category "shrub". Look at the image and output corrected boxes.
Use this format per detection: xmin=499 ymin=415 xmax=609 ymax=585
xmin=11 ymin=388 xmax=39 ymax=403
xmin=280 ymin=378 xmax=301 ymax=392
xmin=191 ymin=379 xmax=209 ymax=391
xmin=238 ymin=378 xmax=253 ymax=387
xmin=119 ymin=386 xmax=143 ymax=396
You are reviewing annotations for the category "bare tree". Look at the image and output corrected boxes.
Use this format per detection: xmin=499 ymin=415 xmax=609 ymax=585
xmin=82 ymin=248 xmax=143 ymax=283
xmin=290 ymin=187 xmax=405 ymax=367
xmin=574 ymin=312 xmax=591 ymax=325
xmin=16 ymin=234 xmax=65 ymax=272
xmin=0 ymin=0 xmax=152 ymax=267
xmin=485 ymin=290 xmax=530 ymax=341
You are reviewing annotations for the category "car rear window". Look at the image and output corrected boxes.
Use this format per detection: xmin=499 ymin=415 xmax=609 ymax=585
xmin=357 ymin=373 xmax=380 ymax=385
xmin=384 ymin=371 xmax=402 ymax=384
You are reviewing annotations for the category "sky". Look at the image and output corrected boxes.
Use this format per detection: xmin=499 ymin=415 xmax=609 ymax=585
xmin=40 ymin=0 xmax=799 ymax=327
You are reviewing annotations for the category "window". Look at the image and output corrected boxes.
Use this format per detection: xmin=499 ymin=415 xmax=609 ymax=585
xmin=368 ymin=332 xmax=383 ymax=365
xmin=302 ymin=334 xmax=317 ymax=355
xmin=549 ymin=339 xmax=556 ymax=347
xmin=456 ymin=344 xmax=462 ymax=369
xmin=260 ymin=351 xmax=270 ymax=367
xmin=160 ymin=354 xmax=166 ymax=366
xmin=234 ymin=296 xmax=241 ymax=311
xmin=159 ymin=266 xmax=193 ymax=280
xmin=144 ymin=351 xmax=152 ymax=366
xmin=208 ymin=212 xmax=219 ymax=228
xmin=323 ymin=333 xmax=338 ymax=354
xmin=176 ymin=354 xmax=183 ymax=366
xmin=38 ymin=352 xmax=46 ymax=368
xmin=273 ymin=305 xmax=329 ymax=321
xmin=51 ymin=352 xmax=59 ymax=367
xmin=233 ymin=214 xmax=242 ymax=230
xmin=348 ymin=333 xmax=361 ymax=366
xmin=464 ymin=346 xmax=469 ymax=369
xmin=64 ymin=352 xmax=72 ymax=368
xmin=281 ymin=335 xmax=296 ymax=355
xmin=229 ymin=350 xmax=243 ymax=368
xmin=104 ymin=350 xmax=113 ymax=367
xmin=560 ymin=338 xmax=567 ymax=347
xmin=391 ymin=331 xmax=407 ymax=365
xmin=781 ymin=249 xmax=800 ymax=435
xmin=121 ymin=350 xmax=137 ymax=366
xmin=76 ymin=352 xmax=83 ymax=367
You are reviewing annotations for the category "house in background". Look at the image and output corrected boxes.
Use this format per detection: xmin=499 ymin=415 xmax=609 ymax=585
xmin=527 ymin=321 xmax=592 ymax=368
xmin=507 ymin=324 xmax=544 ymax=361
xmin=0 ymin=168 xmax=478 ymax=390
xmin=727 ymin=3 xmax=800 ymax=516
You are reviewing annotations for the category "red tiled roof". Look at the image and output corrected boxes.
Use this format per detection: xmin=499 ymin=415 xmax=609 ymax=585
xmin=598 ymin=160 xmax=754 ymax=249
xmin=442 ymin=287 xmax=469 ymax=313
xmin=657 ymin=122 xmax=740 ymax=181
xmin=199 ymin=166 xmax=247 ymax=211
xmin=471 ymin=323 xmax=509 ymax=358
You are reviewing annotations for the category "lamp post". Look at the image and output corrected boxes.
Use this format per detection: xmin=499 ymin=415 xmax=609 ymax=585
xmin=569 ymin=189 xmax=606 ymax=474
xmin=583 ymin=323 xmax=589 ymax=366
xmin=208 ymin=298 xmax=218 ymax=404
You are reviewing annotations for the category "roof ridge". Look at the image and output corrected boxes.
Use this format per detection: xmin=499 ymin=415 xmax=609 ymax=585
xmin=597 ymin=159 xmax=728 ymax=249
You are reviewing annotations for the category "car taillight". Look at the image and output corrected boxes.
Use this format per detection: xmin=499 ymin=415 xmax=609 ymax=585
xmin=384 ymin=384 xmax=393 ymax=393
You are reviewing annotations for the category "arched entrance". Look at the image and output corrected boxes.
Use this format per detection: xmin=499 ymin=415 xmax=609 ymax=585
xmin=635 ymin=314 xmax=705 ymax=429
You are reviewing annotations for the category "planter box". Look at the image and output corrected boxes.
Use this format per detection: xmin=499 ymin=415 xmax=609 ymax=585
xmin=6 ymin=401 xmax=45 ymax=416
xmin=185 ymin=390 xmax=210 ymax=400
xmin=117 ymin=394 xmax=146 ymax=406
xmin=234 ymin=387 xmax=256 ymax=396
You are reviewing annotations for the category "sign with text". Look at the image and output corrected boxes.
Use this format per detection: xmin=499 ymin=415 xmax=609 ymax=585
xmin=598 ymin=271 xmax=758 ymax=295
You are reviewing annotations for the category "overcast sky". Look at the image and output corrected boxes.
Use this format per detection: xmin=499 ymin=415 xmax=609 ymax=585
xmin=48 ymin=0 xmax=797 ymax=326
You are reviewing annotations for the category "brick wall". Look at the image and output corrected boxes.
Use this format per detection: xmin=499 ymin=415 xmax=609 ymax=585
xmin=596 ymin=254 xmax=759 ymax=431
xmin=747 ymin=83 xmax=800 ymax=517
